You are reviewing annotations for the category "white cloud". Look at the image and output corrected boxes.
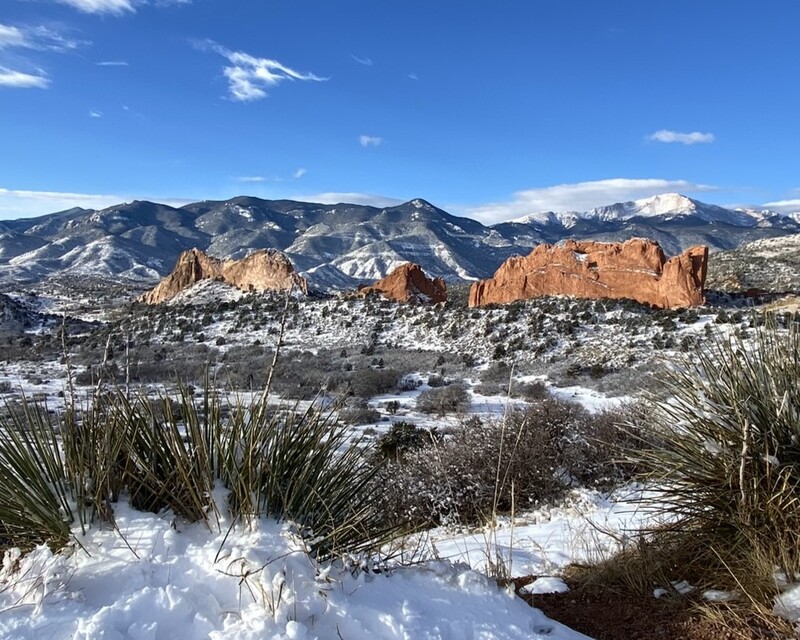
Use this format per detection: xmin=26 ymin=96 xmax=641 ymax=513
xmin=762 ymin=198 xmax=800 ymax=214
xmin=463 ymin=178 xmax=718 ymax=224
xmin=202 ymin=42 xmax=325 ymax=102
xmin=296 ymin=192 xmax=404 ymax=208
xmin=235 ymin=176 xmax=266 ymax=183
xmin=97 ymin=60 xmax=128 ymax=66
xmin=408 ymin=72 xmax=418 ymax=80
xmin=0 ymin=187 xmax=194 ymax=220
xmin=0 ymin=22 xmax=86 ymax=52
xmin=89 ymin=110 xmax=103 ymax=118
xmin=55 ymin=0 xmax=135 ymax=15
xmin=0 ymin=24 xmax=26 ymax=48
xmin=0 ymin=23 xmax=85 ymax=90
xmin=0 ymin=67 xmax=50 ymax=89
xmin=359 ymin=135 xmax=383 ymax=147
xmin=648 ymin=129 xmax=715 ymax=145
xmin=293 ymin=168 xmax=307 ymax=179
xmin=0 ymin=188 xmax=122 ymax=218
xmin=351 ymin=54 xmax=372 ymax=66
xmin=54 ymin=0 xmax=189 ymax=15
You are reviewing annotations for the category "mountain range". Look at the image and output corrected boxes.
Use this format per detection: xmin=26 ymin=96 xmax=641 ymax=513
xmin=0 ymin=193 xmax=798 ymax=291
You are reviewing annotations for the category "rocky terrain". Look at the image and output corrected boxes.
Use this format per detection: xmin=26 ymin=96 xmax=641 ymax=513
xmin=140 ymin=248 xmax=308 ymax=304
xmin=356 ymin=263 xmax=447 ymax=304
xmin=469 ymin=239 xmax=708 ymax=309
xmin=705 ymin=233 xmax=800 ymax=293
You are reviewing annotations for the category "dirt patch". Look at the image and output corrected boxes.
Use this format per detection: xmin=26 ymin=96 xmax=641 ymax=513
xmin=511 ymin=577 xmax=787 ymax=640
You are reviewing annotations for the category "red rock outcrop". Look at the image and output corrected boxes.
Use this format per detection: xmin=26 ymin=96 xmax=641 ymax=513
xmin=140 ymin=248 xmax=308 ymax=304
xmin=468 ymin=239 xmax=708 ymax=309
xmin=357 ymin=263 xmax=447 ymax=304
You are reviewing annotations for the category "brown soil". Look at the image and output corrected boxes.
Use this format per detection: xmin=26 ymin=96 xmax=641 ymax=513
xmin=510 ymin=577 xmax=791 ymax=640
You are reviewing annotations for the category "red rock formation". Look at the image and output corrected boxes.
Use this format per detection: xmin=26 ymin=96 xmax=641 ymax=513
xmin=357 ymin=263 xmax=447 ymax=304
xmin=140 ymin=248 xmax=308 ymax=304
xmin=468 ymin=239 xmax=708 ymax=309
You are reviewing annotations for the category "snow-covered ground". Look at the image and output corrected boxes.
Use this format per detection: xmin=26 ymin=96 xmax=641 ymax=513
xmin=418 ymin=487 xmax=657 ymax=578
xmin=0 ymin=496 xmax=595 ymax=640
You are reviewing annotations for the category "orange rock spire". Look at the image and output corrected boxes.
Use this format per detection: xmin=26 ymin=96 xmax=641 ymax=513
xmin=468 ymin=239 xmax=707 ymax=309
xmin=140 ymin=248 xmax=308 ymax=304
xmin=357 ymin=263 xmax=447 ymax=304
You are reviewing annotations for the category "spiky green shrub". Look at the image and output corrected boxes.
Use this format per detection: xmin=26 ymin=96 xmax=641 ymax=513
xmin=1 ymin=385 xmax=409 ymax=559
xmin=630 ymin=315 xmax=800 ymax=599
xmin=0 ymin=401 xmax=74 ymax=551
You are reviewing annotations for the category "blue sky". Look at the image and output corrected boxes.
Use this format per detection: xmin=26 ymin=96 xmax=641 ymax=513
xmin=1 ymin=0 xmax=799 ymax=222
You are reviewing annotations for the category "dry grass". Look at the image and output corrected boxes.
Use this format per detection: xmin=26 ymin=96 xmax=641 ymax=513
xmin=574 ymin=314 xmax=800 ymax=633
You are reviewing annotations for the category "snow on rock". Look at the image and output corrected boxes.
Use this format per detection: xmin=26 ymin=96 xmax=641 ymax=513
xmin=0 ymin=501 xmax=587 ymax=640
xmin=520 ymin=577 xmax=570 ymax=595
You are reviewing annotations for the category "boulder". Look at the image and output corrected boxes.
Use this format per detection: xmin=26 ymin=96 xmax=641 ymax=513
xmin=468 ymin=239 xmax=708 ymax=309
xmin=140 ymin=248 xmax=308 ymax=304
xmin=357 ymin=263 xmax=447 ymax=304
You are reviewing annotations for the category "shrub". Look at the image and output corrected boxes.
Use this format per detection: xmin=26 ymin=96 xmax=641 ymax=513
xmin=625 ymin=316 xmax=800 ymax=604
xmin=348 ymin=368 xmax=399 ymax=398
xmin=339 ymin=398 xmax=380 ymax=425
xmin=379 ymin=399 xmax=640 ymax=527
xmin=375 ymin=422 xmax=441 ymax=462
xmin=415 ymin=382 xmax=470 ymax=416
xmin=509 ymin=381 xmax=549 ymax=401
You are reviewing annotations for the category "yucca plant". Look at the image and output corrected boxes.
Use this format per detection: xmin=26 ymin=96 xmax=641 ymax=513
xmin=629 ymin=314 xmax=800 ymax=600
xmin=210 ymin=393 xmax=407 ymax=558
xmin=0 ymin=400 xmax=74 ymax=551
xmin=1 ymin=383 xmax=409 ymax=560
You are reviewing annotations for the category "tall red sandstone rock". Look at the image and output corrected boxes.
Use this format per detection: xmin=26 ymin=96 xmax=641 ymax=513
xmin=468 ymin=239 xmax=708 ymax=309
xmin=357 ymin=263 xmax=447 ymax=304
xmin=140 ymin=248 xmax=308 ymax=304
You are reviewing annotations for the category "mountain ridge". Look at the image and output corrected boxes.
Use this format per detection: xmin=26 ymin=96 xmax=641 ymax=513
xmin=1 ymin=193 xmax=798 ymax=291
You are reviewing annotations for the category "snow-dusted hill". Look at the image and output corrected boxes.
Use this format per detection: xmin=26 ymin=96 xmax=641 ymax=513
xmin=706 ymin=233 xmax=800 ymax=292
xmin=1 ymin=193 xmax=798 ymax=291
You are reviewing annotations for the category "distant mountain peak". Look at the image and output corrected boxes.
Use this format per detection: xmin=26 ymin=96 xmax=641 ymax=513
xmin=631 ymin=193 xmax=698 ymax=215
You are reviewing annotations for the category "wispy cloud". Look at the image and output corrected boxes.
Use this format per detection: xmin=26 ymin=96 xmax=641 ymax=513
xmin=648 ymin=129 xmax=715 ymax=145
xmin=0 ymin=187 xmax=122 ymax=219
xmin=89 ymin=110 xmax=103 ymax=118
xmin=53 ymin=0 xmax=189 ymax=15
xmin=0 ymin=22 xmax=86 ymax=89
xmin=235 ymin=176 xmax=267 ymax=183
xmin=0 ymin=22 xmax=86 ymax=52
xmin=762 ymin=198 xmax=800 ymax=214
xmin=96 ymin=60 xmax=128 ymax=66
xmin=0 ymin=23 xmax=26 ymax=48
xmin=0 ymin=187 xmax=193 ymax=219
xmin=296 ymin=192 xmax=404 ymax=208
xmin=293 ymin=168 xmax=307 ymax=179
xmin=408 ymin=72 xmax=418 ymax=81
xmin=200 ymin=41 xmax=325 ymax=102
xmin=359 ymin=135 xmax=383 ymax=148
xmin=0 ymin=67 xmax=50 ymax=89
xmin=55 ymin=0 xmax=135 ymax=15
xmin=464 ymin=178 xmax=718 ymax=224
xmin=351 ymin=54 xmax=372 ymax=66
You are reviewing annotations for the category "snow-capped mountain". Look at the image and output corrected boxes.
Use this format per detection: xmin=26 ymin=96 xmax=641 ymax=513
xmin=492 ymin=193 xmax=800 ymax=256
xmin=1 ymin=194 xmax=798 ymax=290
xmin=512 ymin=193 xmax=772 ymax=226
xmin=0 ymin=198 xmax=520 ymax=290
